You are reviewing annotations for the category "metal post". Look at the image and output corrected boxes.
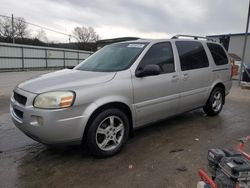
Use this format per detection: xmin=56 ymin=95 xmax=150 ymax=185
xmin=63 ymin=51 xmax=66 ymax=68
xmin=239 ymin=0 xmax=250 ymax=85
xmin=45 ymin=49 xmax=48 ymax=68
xmin=11 ymin=14 xmax=15 ymax=44
xmin=21 ymin=47 xmax=24 ymax=69
xmin=77 ymin=51 xmax=80 ymax=64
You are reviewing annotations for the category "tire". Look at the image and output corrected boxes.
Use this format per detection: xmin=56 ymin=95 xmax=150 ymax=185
xmin=86 ymin=108 xmax=130 ymax=157
xmin=203 ymin=87 xmax=225 ymax=116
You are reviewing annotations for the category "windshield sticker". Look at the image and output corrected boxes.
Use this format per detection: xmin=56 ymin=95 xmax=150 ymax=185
xmin=127 ymin=44 xmax=145 ymax=48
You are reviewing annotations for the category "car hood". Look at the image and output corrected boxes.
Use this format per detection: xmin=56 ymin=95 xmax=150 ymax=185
xmin=17 ymin=69 xmax=116 ymax=94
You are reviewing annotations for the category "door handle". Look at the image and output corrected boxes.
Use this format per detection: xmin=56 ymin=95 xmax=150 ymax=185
xmin=171 ymin=75 xmax=179 ymax=82
xmin=182 ymin=73 xmax=189 ymax=80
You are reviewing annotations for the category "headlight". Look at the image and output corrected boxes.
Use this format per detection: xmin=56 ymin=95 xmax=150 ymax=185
xmin=34 ymin=91 xmax=75 ymax=109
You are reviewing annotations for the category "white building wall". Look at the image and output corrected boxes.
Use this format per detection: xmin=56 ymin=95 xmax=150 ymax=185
xmin=228 ymin=35 xmax=250 ymax=63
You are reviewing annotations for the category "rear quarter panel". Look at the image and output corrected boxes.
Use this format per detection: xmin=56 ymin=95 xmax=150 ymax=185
xmin=203 ymin=42 xmax=232 ymax=99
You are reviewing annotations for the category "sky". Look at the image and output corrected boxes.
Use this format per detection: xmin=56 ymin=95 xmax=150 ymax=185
xmin=0 ymin=0 xmax=249 ymax=42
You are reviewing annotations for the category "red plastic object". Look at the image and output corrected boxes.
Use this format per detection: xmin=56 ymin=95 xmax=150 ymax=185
xmin=198 ymin=169 xmax=217 ymax=188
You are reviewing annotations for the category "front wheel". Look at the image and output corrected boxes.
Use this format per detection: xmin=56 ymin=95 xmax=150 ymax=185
xmin=86 ymin=108 xmax=130 ymax=157
xmin=203 ymin=87 xmax=225 ymax=116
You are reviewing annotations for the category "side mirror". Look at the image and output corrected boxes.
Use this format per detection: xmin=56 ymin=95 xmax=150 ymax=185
xmin=67 ymin=66 xmax=75 ymax=69
xmin=136 ymin=64 xmax=161 ymax=77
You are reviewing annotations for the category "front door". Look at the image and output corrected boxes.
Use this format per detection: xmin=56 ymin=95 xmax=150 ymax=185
xmin=132 ymin=42 xmax=180 ymax=127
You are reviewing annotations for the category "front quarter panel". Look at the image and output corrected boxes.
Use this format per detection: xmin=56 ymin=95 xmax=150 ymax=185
xmin=74 ymin=70 xmax=134 ymax=133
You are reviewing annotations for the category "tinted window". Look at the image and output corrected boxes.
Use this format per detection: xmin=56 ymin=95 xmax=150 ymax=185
xmin=176 ymin=41 xmax=209 ymax=71
xmin=207 ymin=43 xmax=228 ymax=65
xmin=75 ymin=43 xmax=148 ymax=72
xmin=139 ymin=42 xmax=175 ymax=73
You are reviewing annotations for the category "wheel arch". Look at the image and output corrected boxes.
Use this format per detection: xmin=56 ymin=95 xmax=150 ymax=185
xmin=82 ymin=101 xmax=134 ymax=144
xmin=209 ymin=82 xmax=226 ymax=104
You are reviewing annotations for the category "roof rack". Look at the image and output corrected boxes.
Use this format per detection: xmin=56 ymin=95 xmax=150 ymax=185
xmin=171 ymin=34 xmax=215 ymax=41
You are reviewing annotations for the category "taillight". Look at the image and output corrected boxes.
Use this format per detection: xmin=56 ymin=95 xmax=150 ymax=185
xmin=231 ymin=64 xmax=233 ymax=78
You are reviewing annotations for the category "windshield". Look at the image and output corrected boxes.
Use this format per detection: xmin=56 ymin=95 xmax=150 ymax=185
xmin=75 ymin=42 xmax=148 ymax=72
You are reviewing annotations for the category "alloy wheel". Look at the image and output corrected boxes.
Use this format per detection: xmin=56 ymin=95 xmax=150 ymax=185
xmin=212 ymin=91 xmax=222 ymax=112
xmin=95 ymin=115 xmax=125 ymax=151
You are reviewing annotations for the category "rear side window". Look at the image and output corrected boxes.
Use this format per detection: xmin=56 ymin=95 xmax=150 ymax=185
xmin=207 ymin=43 xmax=228 ymax=65
xmin=139 ymin=42 xmax=175 ymax=74
xmin=176 ymin=41 xmax=209 ymax=71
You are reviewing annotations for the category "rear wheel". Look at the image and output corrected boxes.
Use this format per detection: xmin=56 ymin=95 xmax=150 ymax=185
xmin=86 ymin=108 xmax=129 ymax=157
xmin=203 ymin=87 xmax=224 ymax=116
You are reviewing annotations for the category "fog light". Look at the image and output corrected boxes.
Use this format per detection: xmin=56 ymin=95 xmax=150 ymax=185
xmin=30 ymin=115 xmax=44 ymax=126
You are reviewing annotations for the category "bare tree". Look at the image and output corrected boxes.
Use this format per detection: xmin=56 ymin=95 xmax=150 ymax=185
xmin=0 ymin=17 xmax=12 ymax=38
xmin=35 ymin=29 xmax=48 ymax=42
xmin=15 ymin=17 xmax=29 ymax=38
xmin=73 ymin=26 xmax=99 ymax=43
xmin=0 ymin=16 xmax=29 ymax=39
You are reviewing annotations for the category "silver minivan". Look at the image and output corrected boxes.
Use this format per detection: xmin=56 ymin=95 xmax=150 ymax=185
xmin=10 ymin=36 xmax=232 ymax=157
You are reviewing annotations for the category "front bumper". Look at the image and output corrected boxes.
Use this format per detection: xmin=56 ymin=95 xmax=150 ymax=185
xmin=10 ymin=87 xmax=86 ymax=145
